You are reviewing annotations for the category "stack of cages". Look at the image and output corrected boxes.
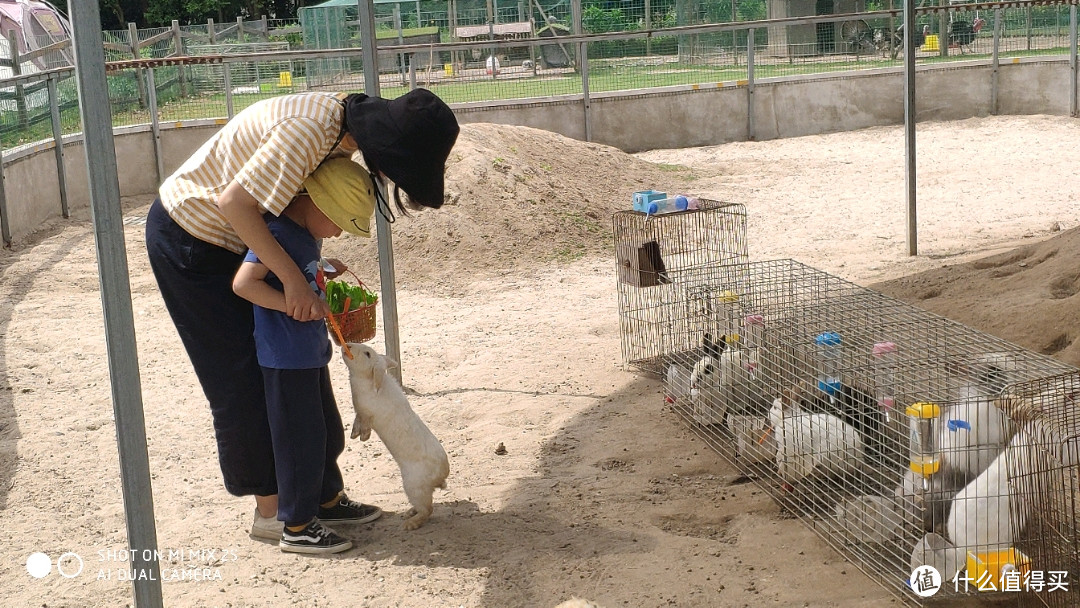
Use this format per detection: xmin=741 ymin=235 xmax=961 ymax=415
xmin=613 ymin=199 xmax=749 ymax=376
xmin=657 ymin=259 xmax=1080 ymax=605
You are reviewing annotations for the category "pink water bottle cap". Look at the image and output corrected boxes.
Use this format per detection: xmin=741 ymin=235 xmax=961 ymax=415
xmin=744 ymin=314 xmax=765 ymax=326
xmin=872 ymin=342 xmax=897 ymax=357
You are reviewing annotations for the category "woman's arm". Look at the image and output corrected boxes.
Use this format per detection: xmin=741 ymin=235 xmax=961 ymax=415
xmin=233 ymin=261 xmax=288 ymax=313
xmin=218 ymin=180 xmax=328 ymax=321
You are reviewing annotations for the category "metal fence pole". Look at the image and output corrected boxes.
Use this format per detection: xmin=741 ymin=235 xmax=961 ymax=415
xmin=358 ymin=0 xmax=404 ymax=386
xmin=992 ymin=8 xmax=1001 ymax=115
xmin=8 ymin=31 xmax=27 ymax=129
xmin=47 ymin=73 xmax=69 ymax=218
xmin=70 ymin=2 xmax=163 ymax=606
xmin=146 ymin=68 xmax=165 ymax=186
xmin=581 ymin=39 xmax=591 ymax=142
xmin=747 ymin=27 xmax=755 ymax=141
xmin=0 ymin=146 xmax=9 ymax=247
xmin=1071 ymin=4 xmax=1078 ymax=116
xmin=224 ymin=64 xmax=235 ymax=118
xmin=904 ymin=0 xmax=918 ymax=256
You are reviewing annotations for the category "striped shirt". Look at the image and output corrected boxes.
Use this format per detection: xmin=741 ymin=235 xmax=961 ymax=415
xmin=158 ymin=92 xmax=348 ymax=254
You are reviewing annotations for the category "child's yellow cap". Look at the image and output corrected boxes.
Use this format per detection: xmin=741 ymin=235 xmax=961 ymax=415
xmin=303 ymin=158 xmax=376 ymax=237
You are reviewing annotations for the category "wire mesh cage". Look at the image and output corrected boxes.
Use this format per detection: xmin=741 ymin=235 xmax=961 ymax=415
xmin=613 ymin=200 xmax=748 ymax=375
xmin=653 ymin=259 xmax=1080 ymax=605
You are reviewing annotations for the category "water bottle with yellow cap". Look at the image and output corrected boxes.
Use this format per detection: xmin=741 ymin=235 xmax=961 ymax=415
xmin=906 ymin=402 xmax=941 ymax=487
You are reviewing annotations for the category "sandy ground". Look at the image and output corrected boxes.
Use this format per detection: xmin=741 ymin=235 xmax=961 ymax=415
xmin=2 ymin=114 xmax=1080 ymax=607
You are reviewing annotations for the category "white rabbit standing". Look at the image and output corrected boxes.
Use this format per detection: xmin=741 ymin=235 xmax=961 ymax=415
xmin=946 ymin=427 xmax=1035 ymax=554
xmin=937 ymin=355 xmax=1012 ymax=481
xmin=769 ymin=387 xmax=865 ymax=483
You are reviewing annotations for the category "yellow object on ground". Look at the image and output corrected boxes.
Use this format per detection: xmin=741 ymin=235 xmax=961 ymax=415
xmin=966 ymin=548 xmax=1031 ymax=591
xmin=922 ymin=34 xmax=939 ymax=52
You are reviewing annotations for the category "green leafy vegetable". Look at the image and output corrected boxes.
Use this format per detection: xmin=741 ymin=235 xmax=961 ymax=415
xmin=325 ymin=279 xmax=378 ymax=314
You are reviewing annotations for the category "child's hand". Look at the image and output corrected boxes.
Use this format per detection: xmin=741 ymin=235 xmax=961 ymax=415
xmin=323 ymin=258 xmax=348 ymax=280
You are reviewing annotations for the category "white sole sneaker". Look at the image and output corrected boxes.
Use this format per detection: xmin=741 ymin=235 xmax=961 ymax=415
xmin=279 ymin=519 xmax=353 ymax=555
xmin=250 ymin=510 xmax=283 ymax=542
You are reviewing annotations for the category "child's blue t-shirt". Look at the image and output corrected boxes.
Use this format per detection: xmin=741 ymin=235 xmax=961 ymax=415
xmin=243 ymin=214 xmax=332 ymax=370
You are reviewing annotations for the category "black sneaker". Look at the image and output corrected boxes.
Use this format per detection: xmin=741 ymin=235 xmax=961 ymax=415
xmin=279 ymin=519 xmax=352 ymax=555
xmin=318 ymin=494 xmax=383 ymax=524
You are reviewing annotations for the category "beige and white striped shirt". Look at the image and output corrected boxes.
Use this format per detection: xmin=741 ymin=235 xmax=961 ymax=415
xmin=158 ymin=92 xmax=348 ymax=254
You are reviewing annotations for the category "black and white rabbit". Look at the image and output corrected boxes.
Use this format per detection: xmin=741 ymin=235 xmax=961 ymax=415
xmin=688 ymin=333 xmax=755 ymax=425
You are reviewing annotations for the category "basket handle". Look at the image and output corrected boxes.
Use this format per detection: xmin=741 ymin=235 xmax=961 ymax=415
xmin=331 ymin=267 xmax=372 ymax=313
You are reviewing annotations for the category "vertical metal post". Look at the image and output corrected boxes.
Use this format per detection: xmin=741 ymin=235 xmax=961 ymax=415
xmin=146 ymin=68 xmax=165 ymax=186
xmin=7 ymin=31 xmax=27 ymax=128
xmin=224 ymin=64 xmax=234 ymax=118
xmin=395 ymin=5 xmax=406 ymax=85
xmin=129 ymin=23 xmax=147 ymax=108
xmin=1026 ymin=6 xmax=1033 ymax=50
xmin=48 ymin=73 xmax=69 ymax=218
xmin=489 ymin=21 xmax=497 ymax=80
xmin=904 ymin=0 xmax=918 ymax=256
xmin=938 ymin=1 xmax=948 ymax=58
xmin=1071 ymin=5 xmax=1078 ymax=117
xmin=645 ymin=0 xmax=652 ymax=56
xmin=172 ymin=20 xmax=187 ymax=97
xmin=409 ymin=53 xmax=417 ymax=89
xmin=991 ymin=8 xmax=1001 ymax=115
xmin=747 ymin=27 xmax=755 ymax=141
xmin=0 ymin=145 xmax=9 ymax=246
xmin=69 ymin=3 xmax=163 ymax=606
xmin=581 ymin=39 xmax=591 ymax=142
xmin=358 ymin=0 xmax=404 ymax=385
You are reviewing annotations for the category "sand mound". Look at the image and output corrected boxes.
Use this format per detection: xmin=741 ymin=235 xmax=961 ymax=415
xmin=874 ymin=224 xmax=1080 ymax=367
xmin=324 ymin=123 xmax=693 ymax=289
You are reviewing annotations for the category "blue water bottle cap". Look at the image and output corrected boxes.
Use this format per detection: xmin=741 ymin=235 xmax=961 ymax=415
xmin=674 ymin=195 xmax=688 ymax=210
xmin=815 ymin=332 xmax=842 ymax=346
xmin=647 ymin=202 xmax=659 ymax=215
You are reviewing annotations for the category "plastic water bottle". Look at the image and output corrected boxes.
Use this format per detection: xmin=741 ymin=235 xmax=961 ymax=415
xmin=872 ymin=341 xmax=898 ymax=422
xmin=646 ymin=196 xmax=690 ymax=216
xmin=815 ymin=331 xmax=842 ymax=396
xmin=906 ymin=402 xmax=941 ymax=484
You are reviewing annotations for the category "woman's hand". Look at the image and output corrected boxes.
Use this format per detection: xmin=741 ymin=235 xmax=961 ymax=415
xmin=283 ymin=276 xmax=329 ymax=321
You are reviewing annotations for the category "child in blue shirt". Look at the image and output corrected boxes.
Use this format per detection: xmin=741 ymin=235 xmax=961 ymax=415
xmin=232 ymin=157 xmax=379 ymax=554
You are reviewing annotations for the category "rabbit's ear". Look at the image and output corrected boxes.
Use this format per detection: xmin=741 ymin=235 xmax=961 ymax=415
xmin=371 ymin=356 xmax=388 ymax=391
xmin=704 ymin=333 xmax=720 ymax=358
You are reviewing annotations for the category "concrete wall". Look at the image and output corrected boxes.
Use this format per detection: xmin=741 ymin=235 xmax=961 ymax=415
xmin=1 ymin=57 xmax=1074 ymax=244
xmin=453 ymin=57 xmax=1073 ymax=152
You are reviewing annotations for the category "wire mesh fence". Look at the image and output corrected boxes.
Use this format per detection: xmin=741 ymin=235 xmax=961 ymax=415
xmin=619 ymin=249 xmax=1080 ymax=604
xmin=0 ymin=2 xmax=1077 ymax=156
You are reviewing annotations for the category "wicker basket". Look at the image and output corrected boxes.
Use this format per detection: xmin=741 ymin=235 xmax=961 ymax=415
xmin=327 ymin=272 xmax=377 ymax=345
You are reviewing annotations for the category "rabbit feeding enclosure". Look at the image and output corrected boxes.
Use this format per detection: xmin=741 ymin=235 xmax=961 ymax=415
xmin=613 ymin=206 xmax=1080 ymax=606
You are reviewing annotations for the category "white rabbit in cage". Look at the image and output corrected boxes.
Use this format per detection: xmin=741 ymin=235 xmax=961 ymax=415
xmin=937 ymin=355 xmax=1012 ymax=481
xmin=769 ymin=387 xmax=865 ymax=483
xmin=946 ymin=427 xmax=1035 ymax=553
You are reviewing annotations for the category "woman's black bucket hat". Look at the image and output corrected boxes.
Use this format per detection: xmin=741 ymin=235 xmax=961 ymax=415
xmin=345 ymin=88 xmax=460 ymax=208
